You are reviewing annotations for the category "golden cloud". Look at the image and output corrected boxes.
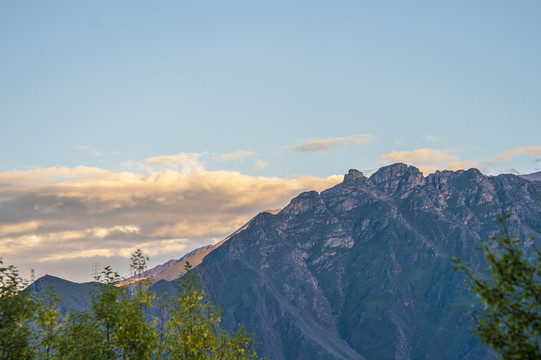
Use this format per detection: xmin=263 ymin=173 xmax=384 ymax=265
xmin=0 ymin=162 xmax=342 ymax=281
xmin=0 ymin=221 xmax=41 ymax=237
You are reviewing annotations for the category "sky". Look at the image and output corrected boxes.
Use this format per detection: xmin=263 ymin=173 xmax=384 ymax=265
xmin=1 ymin=1 xmax=540 ymax=282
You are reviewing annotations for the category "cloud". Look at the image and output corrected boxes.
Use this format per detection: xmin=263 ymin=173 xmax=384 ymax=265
xmin=254 ymin=161 xmax=268 ymax=170
xmin=285 ymin=134 xmax=375 ymax=152
xmin=0 ymin=160 xmax=342 ymax=282
xmin=127 ymin=152 xmax=205 ymax=174
xmin=486 ymin=146 xmax=541 ymax=166
xmin=378 ymin=148 xmax=477 ymax=174
xmin=0 ymin=221 xmax=41 ymax=237
xmin=426 ymin=135 xmax=442 ymax=143
xmin=212 ymin=150 xmax=256 ymax=162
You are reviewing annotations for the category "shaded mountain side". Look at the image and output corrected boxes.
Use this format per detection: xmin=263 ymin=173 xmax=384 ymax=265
xmin=198 ymin=164 xmax=541 ymax=360
xmin=520 ymin=170 xmax=541 ymax=182
xmin=126 ymin=212 xmax=268 ymax=284
xmin=28 ymin=275 xmax=97 ymax=315
xmin=150 ymin=218 xmax=254 ymax=282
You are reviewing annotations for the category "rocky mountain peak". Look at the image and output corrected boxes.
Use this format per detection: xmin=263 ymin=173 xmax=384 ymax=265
xmin=344 ymin=169 xmax=364 ymax=183
xmin=369 ymin=163 xmax=425 ymax=194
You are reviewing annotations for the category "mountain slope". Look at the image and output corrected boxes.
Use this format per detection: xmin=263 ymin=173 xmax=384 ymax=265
xmin=520 ymin=170 xmax=541 ymax=181
xmin=198 ymin=164 xmax=541 ymax=360
xmin=28 ymin=275 xmax=97 ymax=315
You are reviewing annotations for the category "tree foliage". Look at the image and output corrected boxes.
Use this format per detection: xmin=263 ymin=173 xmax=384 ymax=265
xmin=0 ymin=252 xmax=259 ymax=359
xmin=0 ymin=259 xmax=35 ymax=360
xmin=34 ymin=286 xmax=62 ymax=359
xmin=56 ymin=311 xmax=104 ymax=360
xmin=454 ymin=215 xmax=541 ymax=359
xmin=161 ymin=262 xmax=258 ymax=359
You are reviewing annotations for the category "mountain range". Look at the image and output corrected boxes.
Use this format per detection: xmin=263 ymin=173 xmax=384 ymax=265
xmin=31 ymin=163 xmax=541 ymax=359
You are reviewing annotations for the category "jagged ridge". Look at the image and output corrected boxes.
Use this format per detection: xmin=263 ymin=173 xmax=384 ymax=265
xmin=199 ymin=163 xmax=541 ymax=360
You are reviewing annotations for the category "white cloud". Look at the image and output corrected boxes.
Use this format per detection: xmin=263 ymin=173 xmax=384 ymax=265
xmin=212 ymin=150 xmax=256 ymax=162
xmin=285 ymin=134 xmax=375 ymax=152
xmin=426 ymin=135 xmax=442 ymax=143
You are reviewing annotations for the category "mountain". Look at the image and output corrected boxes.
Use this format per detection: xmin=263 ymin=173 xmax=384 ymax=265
xmin=140 ymin=217 xmax=258 ymax=283
xmin=126 ymin=214 xmax=268 ymax=283
xmin=520 ymin=170 xmax=541 ymax=182
xmin=197 ymin=164 xmax=541 ymax=360
xmin=28 ymin=275 xmax=97 ymax=315
xmin=124 ymin=244 xmax=214 ymax=284
xmin=29 ymin=164 xmax=541 ymax=359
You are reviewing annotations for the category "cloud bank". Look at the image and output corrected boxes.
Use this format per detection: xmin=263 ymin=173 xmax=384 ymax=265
xmin=0 ymin=154 xmax=341 ymax=282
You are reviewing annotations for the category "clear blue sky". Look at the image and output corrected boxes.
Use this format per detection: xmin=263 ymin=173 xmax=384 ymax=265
xmin=2 ymin=1 xmax=540 ymax=176
xmin=1 ymin=1 xmax=540 ymax=281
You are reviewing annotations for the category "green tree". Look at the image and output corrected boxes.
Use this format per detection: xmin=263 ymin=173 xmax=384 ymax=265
xmin=56 ymin=311 xmax=105 ymax=360
xmin=453 ymin=215 xmax=541 ymax=359
xmin=162 ymin=262 xmax=258 ymax=360
xmin=34 ymin=286 xmax=62 ymax=359
xmin=113 ymin=249 xmax=158 ymax=359
xmin=129 ymin=249 xmax=149 ymax=282
xmin=0 ymin=259 xmax=36 ymax=360
xmin=86 ymin=250 xmax=158 ymax=359
xmin=90 ymin=265 xmax=124 ymax=359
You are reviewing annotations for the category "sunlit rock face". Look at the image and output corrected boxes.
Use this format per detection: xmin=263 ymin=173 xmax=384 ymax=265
xmin=199 ymin=163 xmax=541 ymax=360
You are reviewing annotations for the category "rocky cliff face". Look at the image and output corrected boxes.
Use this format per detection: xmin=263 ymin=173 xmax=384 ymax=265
xmin=199 ymin=164 xmax=541 ymax=360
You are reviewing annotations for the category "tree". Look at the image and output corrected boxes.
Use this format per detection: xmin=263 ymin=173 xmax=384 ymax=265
xmin=114 ymin=249 xmax=158 ymax=359
xmin=453 ymin=215 xmax=541 ymax=359
xmin=1 ymin=251 xmax=260 ymax=359
xmin=161 ymin=262 xmax=258 ymax=360
xmin=0 ymin=259 xmax=35 ymax=360
xmin=90 ymin=265 xmax=124 ymax=359
xmin=90 ymin=251 xmax=159 ymax=360
xmin=55 ymin=250 xmax=158 ymax=360
xmin=34 ymin=286 xmax=62 ymax=359
xmin=56 ymin=311 xmax=105 ymax=360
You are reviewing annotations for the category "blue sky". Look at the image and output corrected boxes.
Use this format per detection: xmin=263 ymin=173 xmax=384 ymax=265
xmin=1 ymin=1 xmax=540 ymax=281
